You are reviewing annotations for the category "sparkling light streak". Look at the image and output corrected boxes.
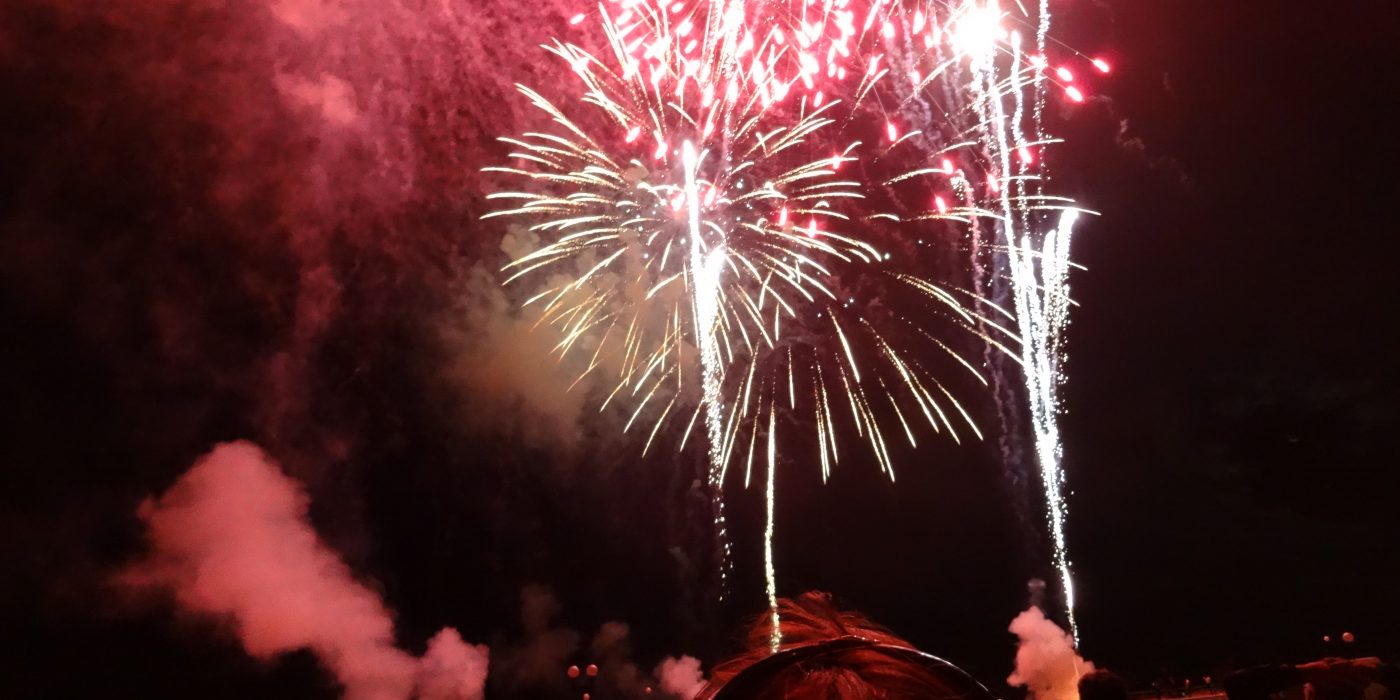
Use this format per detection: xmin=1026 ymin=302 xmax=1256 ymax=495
xmin=959 ymin=0 xmax=1094 ymax=642
xmin=683 ymin=139 xmax=734 ymax=596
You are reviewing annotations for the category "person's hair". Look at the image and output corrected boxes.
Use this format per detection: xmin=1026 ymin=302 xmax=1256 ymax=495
xmin=1079 ymin=669 xmax=1130 ymax=700
xmin=697 ymin=591 xmax=988 ymax=699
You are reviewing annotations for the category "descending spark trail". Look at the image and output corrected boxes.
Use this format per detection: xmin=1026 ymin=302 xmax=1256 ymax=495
xmin=765 ymin=410 xmax=779 ymax=651
xmin=960 ymin=1 xmax=1089 ymax=640
xmin=1007 ymin=210 xmax=1081 ymax=641
xmin=485 ymin=0 xmax=1105 ymax=640
xmin=683 ymin=139 xmax=734 ymax=594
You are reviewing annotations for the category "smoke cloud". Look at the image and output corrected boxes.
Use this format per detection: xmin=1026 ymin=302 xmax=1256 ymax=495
xmin=487 ymin=584 xmax=699 ymax=698
xmin=1007 ymin=606 xmax=1095 ymax=700
xmin=3 ymin=0 xmax=736 ymax=695
xmin=121 ymin=441 xmax=488 ymax=700
xmin=488 ymin=584 xmax=581 ymax=694
xmin=442 ymin=219 xmax=698 ymax=452
xmin=588 ymin=621 xmax=649 ymax=697
xmin=418 ymin=628 xmax=491 ymax=700
xmin=442 ymin=261 xmax=592 ymax=449
xmin=656 ymin=655 xmax=708 ymax=700
xmin=0 ymin=0 xmax=605 ymax=486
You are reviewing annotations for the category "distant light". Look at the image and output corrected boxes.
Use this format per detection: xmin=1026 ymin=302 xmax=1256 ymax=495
xmin=1092 ymin=57 xmax=1112 ymax=74
xmin=1056 ymin=66 xmax=1074 ymax=82
xmin=1065 ymin=86 xmax=1085 ymax=103
xmin=569 ymin=13 xmax=586 ymax=25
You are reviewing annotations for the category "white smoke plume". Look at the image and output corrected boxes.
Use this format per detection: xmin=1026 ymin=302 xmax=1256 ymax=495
xmin=121 ymin=441 xmax=488 ymax=700
xmin=1007 ymin=606 xmax=1095 ymax=700
xmin=656 ymin=655 xmax=708 ymax=700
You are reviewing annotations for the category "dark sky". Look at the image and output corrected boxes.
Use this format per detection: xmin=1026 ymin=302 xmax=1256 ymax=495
xmin=2 ymin=0 xmax=1398 ymax=698
xmin=1058 ymin=0 xmax=1400 ymax=673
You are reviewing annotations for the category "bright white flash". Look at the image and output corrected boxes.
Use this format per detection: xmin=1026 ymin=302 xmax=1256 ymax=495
xmin=950 ymin=2 xmax=1004 ymax=58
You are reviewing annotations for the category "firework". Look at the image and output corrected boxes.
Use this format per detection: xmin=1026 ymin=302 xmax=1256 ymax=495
xmin=485 ymin=0 xmax=1102 ymax=640
xmin=952 ymin=0 xmax=1095 ymax=641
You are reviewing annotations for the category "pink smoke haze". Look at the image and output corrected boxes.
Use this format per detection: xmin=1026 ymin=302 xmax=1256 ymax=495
xmin=123 ymin=441 xmax=487 ymax=700
xmin=419 ymin=628 xmax=490 ymax=700
xmin=656 ymin=655 xmax=707 ymax=700
xmin=1007 ymin=606 xmax=1095 ymax=700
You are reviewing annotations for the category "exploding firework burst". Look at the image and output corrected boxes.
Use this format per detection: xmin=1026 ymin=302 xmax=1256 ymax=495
xmin=485 ymin=0 xmax=1103 ymax=641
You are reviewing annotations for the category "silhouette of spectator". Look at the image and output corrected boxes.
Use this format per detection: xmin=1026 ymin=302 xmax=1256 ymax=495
xmin=1081 ymin=669 xmax=1131 ymax=700
xmin=698 ymin=591 xmax=995 ymax=700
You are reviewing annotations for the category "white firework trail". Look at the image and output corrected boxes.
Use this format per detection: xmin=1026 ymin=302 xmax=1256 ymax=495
xmin=682 ymin=140 xmax=735 ymax=596
xmin=688 ymin=137 xmax=780 ymax=651
xmin=765 ymin=409 xmax=779 ymax=651
xmin=963 ymin=0 xmax=1089 ymax=642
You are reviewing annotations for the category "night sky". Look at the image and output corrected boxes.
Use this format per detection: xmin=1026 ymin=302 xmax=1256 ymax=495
xmin=2 ymin=1 xmax=1398 ymax=698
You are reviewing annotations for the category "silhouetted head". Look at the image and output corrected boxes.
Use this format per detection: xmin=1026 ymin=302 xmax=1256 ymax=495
xmin=1079 ymin=670 xmax=1130 ymax=700
xmin=698 ymin=591 xmax=994 ymax=700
